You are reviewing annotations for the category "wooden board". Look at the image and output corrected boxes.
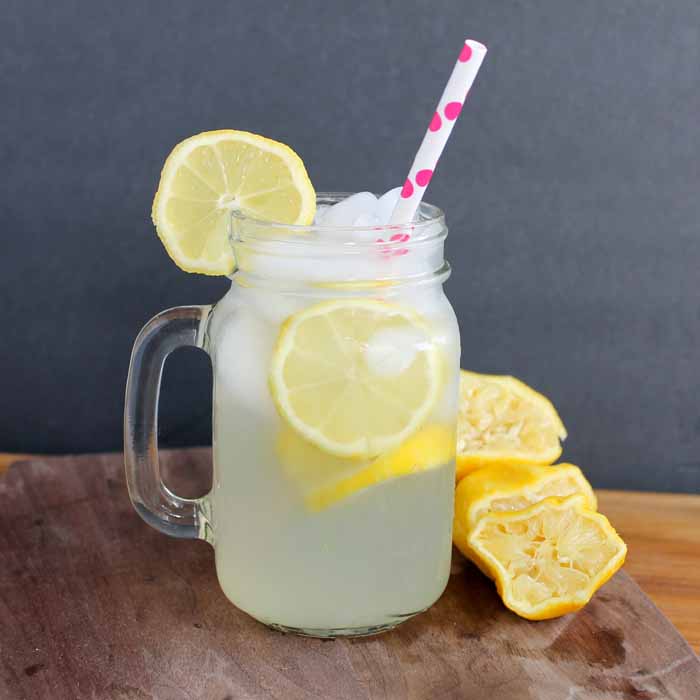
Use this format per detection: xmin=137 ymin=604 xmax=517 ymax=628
xmin=4 ymin=452 xmax=700 ymax=652
xmin=1 ymin=451 xmax=699 ymax=700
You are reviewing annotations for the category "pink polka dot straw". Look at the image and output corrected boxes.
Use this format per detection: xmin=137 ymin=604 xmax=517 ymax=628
xmin=389 ymin=39 xmax=487 ymax=225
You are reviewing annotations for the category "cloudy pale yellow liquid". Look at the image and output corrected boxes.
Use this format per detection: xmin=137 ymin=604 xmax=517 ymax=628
xmin=209 ymin=283 xmax=459 ymax=632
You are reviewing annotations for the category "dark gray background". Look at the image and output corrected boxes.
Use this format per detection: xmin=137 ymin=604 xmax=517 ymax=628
xmin=1 ymin=1 xmax=698 ymax=492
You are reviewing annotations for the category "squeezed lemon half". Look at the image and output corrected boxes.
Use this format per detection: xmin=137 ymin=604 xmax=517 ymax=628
xmin=453 ymin=462 xmax=596 ymax=535
xmin=457 ymin=370 xmax=567 ymax=480
xmin=467 ymin=494 xmax=626 ymax=620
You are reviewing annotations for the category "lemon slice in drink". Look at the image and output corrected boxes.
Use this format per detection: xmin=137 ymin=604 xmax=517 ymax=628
xmin=467 ymin=495 xmax=627 ymax=620
xmin=152 ymin=130 xmax=316 ymax=275
xmin=457 ymin=370 xmax=567 ymax=480
xmin=278 ymin=423 xmax=455 ymax=511
xmin=270 ymin=299 xmax=442 ymax=459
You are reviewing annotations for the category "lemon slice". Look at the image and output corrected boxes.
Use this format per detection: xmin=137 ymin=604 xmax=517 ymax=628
xmin=269 ymin=299 xmax=442 ymax=459
xmin=278 ymin=423 xmax=455 ymax=511
xmin=457 ymin=370 xmax=567 ymax=480
xmin=152 ymin=130 xmax=316 ymax=275
xmin=468 ymin=495 xmax=626 ymax=620
xmin=453 ymin=462 xmax=597 ymax=542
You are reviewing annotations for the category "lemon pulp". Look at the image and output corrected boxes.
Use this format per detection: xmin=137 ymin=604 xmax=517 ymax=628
xmin=468 ymin=495 xmax=626 ymax=620
xmin=457 ymin=370 xmax=567 ymax=479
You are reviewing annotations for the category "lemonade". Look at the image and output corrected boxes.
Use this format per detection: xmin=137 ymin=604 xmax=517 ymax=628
xmin=205 ymin=194 xmax=461 ymax=634
xmin=125 ymin=46 xmax=627 ymax=632
xmin=125 ymin=131 xmax=463 ymax=636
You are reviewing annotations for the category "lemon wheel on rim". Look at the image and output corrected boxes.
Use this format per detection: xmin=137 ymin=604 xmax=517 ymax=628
xmin=151 ymin=130 xmax=316 ymax=275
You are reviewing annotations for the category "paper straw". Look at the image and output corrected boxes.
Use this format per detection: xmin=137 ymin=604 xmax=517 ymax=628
xmin=389 ymin=39 xmax=487 ymax=224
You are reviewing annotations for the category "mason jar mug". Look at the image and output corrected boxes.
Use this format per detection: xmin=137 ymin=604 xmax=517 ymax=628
xmin=124 ymin=194 xmax=461 ymax=637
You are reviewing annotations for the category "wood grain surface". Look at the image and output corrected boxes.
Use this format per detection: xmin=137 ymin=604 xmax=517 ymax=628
xmin=2 ymin=451 xmax=699 ymax=651
xmin=597 ymin=489 xmax=700 ymax=654
xmin=1 ymin=451 xmax=699 ymax=700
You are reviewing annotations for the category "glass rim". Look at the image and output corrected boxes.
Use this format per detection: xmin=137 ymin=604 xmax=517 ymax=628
xmin=230 ymin=191 xmax=446 ymax=242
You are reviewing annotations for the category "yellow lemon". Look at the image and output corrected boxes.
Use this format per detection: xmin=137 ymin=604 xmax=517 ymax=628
xmin=269 ymin=299 xmax=442 ymax=459
xmin=467 ymin=495 xmax=626 ymax=620
xmin=152 ymin=130 xmax=315 ymax=275
xmin=457 ymin=370 xmax=567 ymax=480
xmin=278 ymin=424 xmax=455 ymax=511
xmin=453 ymin=462 xmax=597 ymax=554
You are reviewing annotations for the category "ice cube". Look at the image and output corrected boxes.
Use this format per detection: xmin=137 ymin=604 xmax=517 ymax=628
xmin=375 ymin=187 xmax=403 ymax=224
xmin=353 ymin=212 xmax=381 ymax=227
xmin=364 ymin=327 xmax=425 ymax=378
xmin=350 ymin=212 xmax=383 ymax=243
xmin=214 ymin=308 xmax=277 ymax=420
xmin=321 ymin=192 xmax=378 ymax=226
xmin=314 ymin=204 xmax=331 ymax=224
xmin=241 ymin=286 xmax=306 ymax=326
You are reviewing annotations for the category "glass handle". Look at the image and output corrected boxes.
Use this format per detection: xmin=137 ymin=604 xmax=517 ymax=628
xmin=124 ymin=305 xmax=213 ymax=541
